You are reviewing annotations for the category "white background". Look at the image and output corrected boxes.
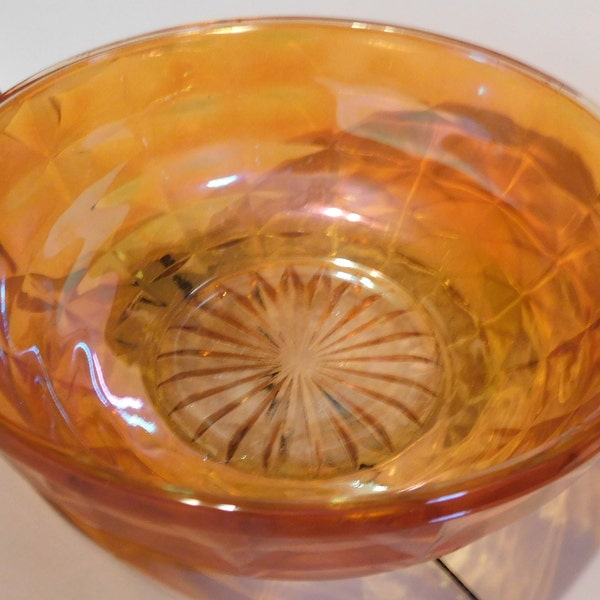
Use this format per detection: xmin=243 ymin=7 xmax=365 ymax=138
xmin=1 ymin=1 xmax=599 ymax=598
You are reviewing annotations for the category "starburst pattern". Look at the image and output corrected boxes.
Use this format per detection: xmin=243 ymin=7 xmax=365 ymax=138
xmin=152 ymin=261 xmax=444 ymax=478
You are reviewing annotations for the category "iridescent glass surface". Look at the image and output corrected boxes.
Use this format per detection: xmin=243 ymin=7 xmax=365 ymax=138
xmin=1 ymin=18 xmax=600 ymax=582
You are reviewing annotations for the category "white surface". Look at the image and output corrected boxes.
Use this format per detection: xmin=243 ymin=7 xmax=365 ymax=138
xmin=1 ymin=1 xmax=600 ymax=598
xmin=445 ymin=458 xmax=600 ymax=599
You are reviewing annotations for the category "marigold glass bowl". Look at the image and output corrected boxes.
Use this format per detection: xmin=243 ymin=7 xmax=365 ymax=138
xmin=1 ymin=17 xmax=600 ymax=589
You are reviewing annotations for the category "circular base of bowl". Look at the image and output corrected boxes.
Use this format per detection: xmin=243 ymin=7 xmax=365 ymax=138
xmin=149 ymin=258 xmax=445 ymax=479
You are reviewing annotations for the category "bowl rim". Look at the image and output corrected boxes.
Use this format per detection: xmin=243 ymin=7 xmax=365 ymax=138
xmin=2 ymin=14 xmax=600 ymax=117
xmin=2 ymin=15 xmax=600 ymax=522
xmin=1 ymin=406 xmax=600 ymax=520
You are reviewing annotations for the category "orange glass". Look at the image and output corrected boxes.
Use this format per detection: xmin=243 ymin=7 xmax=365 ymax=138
xmin=1 ymin=17 xmax=600 ymax=587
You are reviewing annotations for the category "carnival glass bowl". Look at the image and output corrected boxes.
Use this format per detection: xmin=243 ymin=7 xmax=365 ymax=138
xmin=1 ymin=17 xmax=600 ymax=587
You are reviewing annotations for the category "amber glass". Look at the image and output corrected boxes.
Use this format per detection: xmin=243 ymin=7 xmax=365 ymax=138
xmin=2 ymin=18 xmax=600 ymax=584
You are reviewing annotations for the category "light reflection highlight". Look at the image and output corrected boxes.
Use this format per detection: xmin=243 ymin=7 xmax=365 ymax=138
xmin=359 ymin=276 xmax=376 ymax=290
xmin=334 ymin=271 xmax=356 ymax=283
xmin=215 ymin=503 xmax=239 ymax=512
xmin=469 ymin=51 xmax=490 ymax=64
xmin=426 ymin=490 xmax=468 ymax=504
xmin=349 ymin=480 xmax=389 ymax=493
xmin=206 ymin=174 xmax=238 ymax=189
xmin=1 ymin=283 xmax=80 ymax=429
xmin=332 ymin=257 xmax=356 ymax=270
xmin=75 ymin=342 xmax=156 ymax=433
xmin=430 ymin=510 xmax=470 ymax=524
xmin=180 ymin=498 xmax=202 ymax=507
xmin=371 ymin=483 xmax=389 ymax=493
xmin=0 ymin=278 xmax=11 ymax=346
xmin=323 ymin=207 xmax=344 ymax=218
xmin=322 ymin=207 xmax=363 ymax=224
xmin=207 ymin=25 xmax=254 ymax=36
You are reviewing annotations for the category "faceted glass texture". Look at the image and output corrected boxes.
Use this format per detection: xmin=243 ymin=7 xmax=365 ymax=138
xmin=1 ymin=18 xmax=600 ymax=583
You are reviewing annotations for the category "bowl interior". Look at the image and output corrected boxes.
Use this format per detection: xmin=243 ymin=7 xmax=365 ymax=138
xmin=2 ymin=19 xmax=600 ymax=506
